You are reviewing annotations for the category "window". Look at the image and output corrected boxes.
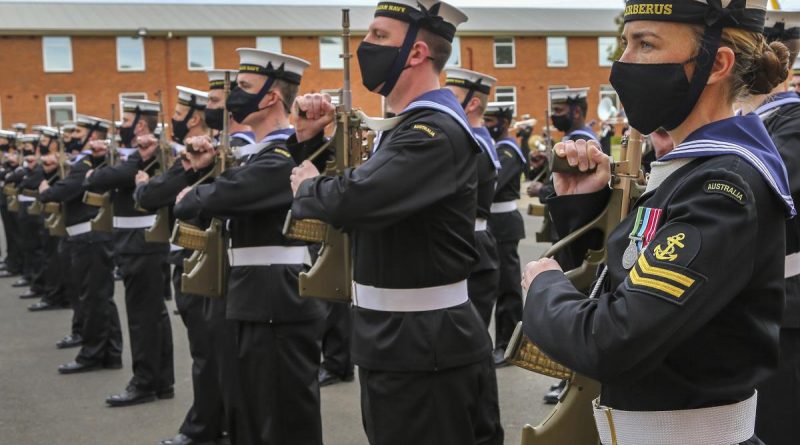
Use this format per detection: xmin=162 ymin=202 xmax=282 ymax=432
xmin=446 ymin=36 xmax=461 ymax=67
xmin=42 ymin=37 xmax=73 ymax=72
xmin=46 ymin=94 xmax=76 ymax=126
xmin=319 ymin=36 xmax=343 ymax=69
xmin=547 ymin=37 xmax=568 ymax=67
xmin=187 ymin=37 xmax=214 ymax=70
xmin=495 ymin=86 xmax=517 ymax=115
xmin=794 ymin=55 xmax=800 ymax=70
xmin=597 ymin=37 xmax=616 ymax=67
xmin=599 ymin=85 xmax=621 ymax=113
xmin=493 ymin=37 xmax=515 ymax=67
xmin=119 ymin=92 xmax=148 ymax=113
xmin=116 ymin=37 xmax=145 ymax=71
xmin=256 ymin=36 xmax=282 ymax=53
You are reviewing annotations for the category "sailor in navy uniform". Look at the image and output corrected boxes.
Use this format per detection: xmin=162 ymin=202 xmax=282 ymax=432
xmin=744 ymin=10 xmax=800 ymax=445
xmin=482 ymin=102 xmax=527 ymax=368
xmin=135 ymin=87 xmax=227 ymax=445
xmin=205 ymin=69 xmax=257 ymax=149
xmin=12 ymin=134 xmax=45 ymax=292
xmin=290 ymin=1 xmax=503 ymax=443
xmin=174 ymin=49 xmax=326 ymax=445
xmin=41 ymin=115 xmax=124 ymax=373
xmin=86 ymin=100 xmax=175 ymax=407
xmin=444 ymin=68 xmax=502 ymax=332
xmin=523 ymin=1 xmax=791 ymax=444
xmin=0 ymin=130 xmax=23 ymax=279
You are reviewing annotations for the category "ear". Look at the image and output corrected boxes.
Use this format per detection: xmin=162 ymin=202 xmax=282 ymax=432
xmin=707 ymin=46 xmax=736 ymax=86
xmin=258 ymin=89 xmax=280 ymax=110
xmin=408 ymin=39 xmax=432 ymax=68
xmin=189 ymin=112 xmax=203 ymax=128
xmin=466 ymin=97 xmax=481 ymax=115
xmin=135 ymin=119 xmax=148 ymax=134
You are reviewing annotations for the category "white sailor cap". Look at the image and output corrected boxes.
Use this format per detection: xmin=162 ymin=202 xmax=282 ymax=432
xmin=176 ymin=86 xmax=209 ymax=110
xmin=764 ymin=10 xmax=800 ymax=43
xmin=76 ymin=114 xmax=111 ymax=131
xmin=31 ymin=125 xmax=47 ymax=133
xmin=550 ymin=87 xmax=590 ymax=104
xmin=236 ymin=48 xmax=310 ymax=85
xmin=623 ymin=0 xmax=768 ymax=33
xmin=122 ymin=99 xmax=161 ymax=116
xmin=38 ymin=126 xmax=60 ymax=138
xmin=20 ymin=134 xmax=40 ymax=143
xmin=61 ymin=121 xmax=77 ymax=131
xmin=12 ymin=123 xmax=26 ymax=132
xmin=485 ymin=101 xmax=516 ymax=119
xmin=206 ymin=69 xmax=238 ymax=90
xmin=444 ymin=68 xmax=497 ymax=94
xmin=0 ymin=130 xmax=17 ymax=139
xmin=374 ymin=0 xmax=468 ymax=42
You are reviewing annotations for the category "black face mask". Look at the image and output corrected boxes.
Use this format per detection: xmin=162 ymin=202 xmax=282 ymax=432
xmin=39 ymin=143 xmax=51 ymax=154
xmin=0 ymin=144 xmax=9 ymax=152
xmin=226 ymin=77 xmax=275 ymax=124
xmin=205 ymin=107 xmax=225 ymax=131
xmin=357 ymin=42 xmax=404 ymax=94
xmin=171 ymin=108 xmax=195 ymax=144
xmin=120 ymin=111 xmax=140 ymax=147
xmin=65 ymin=139 xmax=82 ymax=152
xmin=551 ymin=113 xmax=573 ymax=133
xmin=487 ymin=122 xmax=506 ymax=140
xmin=609 ymin=27 xmax=721 ymax=135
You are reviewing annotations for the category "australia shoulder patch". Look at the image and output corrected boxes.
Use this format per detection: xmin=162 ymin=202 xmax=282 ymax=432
xmin=410 ymin=123 xmax=437 ymax=138
xmin=703 ymin=180 xmax=746 ymax=205
xmin=624 ymin=222 xmax=707 ymax=305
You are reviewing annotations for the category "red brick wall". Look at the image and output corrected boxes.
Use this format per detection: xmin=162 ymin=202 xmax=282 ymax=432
xmin=0 ymin=34 xmax=614 ymax=138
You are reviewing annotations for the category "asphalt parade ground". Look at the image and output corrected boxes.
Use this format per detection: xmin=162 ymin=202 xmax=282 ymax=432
xmin=0 ymin=195 xmax=560 ymax=445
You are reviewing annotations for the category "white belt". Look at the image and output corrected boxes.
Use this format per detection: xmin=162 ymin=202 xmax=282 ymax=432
xmin=475 ymin=218 xmax=487 ymax=231
xmin=786 ymin=252 xmax=800 ymax=278
xmin=353 ymin=280 xmax=468 ymax=312
xmin=66 ymin=221 xmax=92 ymax=237
xmin=17 ymin=195 xmax=35 ymax=202
xmin=490 ymin=201 xmax=517 ymax=213
xmin=593 ymin=391 xmax=757 ymax=445
xmin=227 ymin=246 xmax=308 ymax=267
xmin=113 ymin=215 xmax=157 ymax=229
xmin=170 ymin=243 xmax=184 ymax=252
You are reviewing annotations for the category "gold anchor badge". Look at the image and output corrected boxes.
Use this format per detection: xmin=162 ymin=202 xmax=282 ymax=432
xmin=653 ymin=233 xmax=685 ymax=262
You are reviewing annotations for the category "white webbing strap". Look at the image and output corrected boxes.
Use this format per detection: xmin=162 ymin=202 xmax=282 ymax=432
xmin=66 ymin=221 xmax=91 ymax=237
xmin=593 ymin=391 xmax=757 ymax=445
xmin=113 ymin=215 xmax=157 ymax=229
xmin=490 ymin=200 xmax=517 ymax=213
xmin=785 ymin=252 xmax=800 ymax=279
xmin=353 ymin=280 xmax=469 ymax=312
xmin=475 ymin=218 xmax=487 ymax=231
xmin=227 ymin=246 xmax=308 ymax=267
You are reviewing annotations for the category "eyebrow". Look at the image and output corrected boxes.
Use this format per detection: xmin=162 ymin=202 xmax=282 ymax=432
xmin=629 ymin=31 xmax=661 ymax=40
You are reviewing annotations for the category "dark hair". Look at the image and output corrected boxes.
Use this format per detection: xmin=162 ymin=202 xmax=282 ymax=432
xmin=418 ymin=29 xmax=452 ymax=73
xmin=141 ymin=114 xmax=158 ymax=133
xmin=274 ymin=79 xmax=299 ymax=115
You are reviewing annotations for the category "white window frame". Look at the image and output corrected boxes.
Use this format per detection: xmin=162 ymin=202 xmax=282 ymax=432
xmin=42 ymin=36 xmax=73 ymax=73
xmin=119 ymin=92 xmax=148 ymax=113
xmin=46 ymin=94 xmax=76 ymax=127
xmin=546 ymin=36 xmax=568 ymax=68
xmin=187 ymin=36 xmax=215 ymax=71
xmin=319 ymin=36 xmax=344 ymax=70
xmin=495 ymin=86 xmax=517 ymax=116
xmin=493 ymin=37 xmax=515 ymax=68
xmin=446 ymin=36 xmax=461 ymax=67
xmin=597 ymin=37 xmax=616 ymax=67
xmin=116 ymin=36 xmax=146 ymax=72
xmin=599 ymin=84 xmax=621 ymax=113
xmin=256 ymin=36 xmax=282 ymax=53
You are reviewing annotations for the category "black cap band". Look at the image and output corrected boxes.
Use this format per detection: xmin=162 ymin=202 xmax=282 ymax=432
xmin=375 ymin=1 xmax=457 ymax=42
xmin=445 ymin=77 xmax=491 ymax=94
xmin=238 ymin=62 xmax=302 ymax=85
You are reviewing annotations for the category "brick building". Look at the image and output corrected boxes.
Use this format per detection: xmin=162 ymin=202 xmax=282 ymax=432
xmin=0 ymin=2 xmax=621 ymax=137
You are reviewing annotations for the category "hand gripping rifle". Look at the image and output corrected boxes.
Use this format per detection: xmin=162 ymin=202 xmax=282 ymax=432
xmin=505 ymin=131 xmax=646 ymax=445
xmin=170 ymin=74 xmax=233 ymax=298
xmin=82 ymin=104 xmax=117 ymax=232
xmin=43 ymin=126 xmax=69 ymax=237
xmin=282 ymin=9 xmax=369 ymax=302
xmin=143 ymin=92 xmax=175 ymax=243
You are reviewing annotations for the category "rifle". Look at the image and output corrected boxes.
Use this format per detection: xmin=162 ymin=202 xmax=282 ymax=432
xmin=529 ymin=109 xmax=556 ymax=243
xmin=505 ymin=130 xmax=645 ymax=445
xmin=170 ymin=74 xmax=233 ymax=298
xmin=282 ymin=9 xmax=370 ymax=302
xmin=82 ymin=104 xmax=117 ymax=232
xmin=44 ymin=126 xmax=69 ymax=237
xmin=143 ymin=92 xmax=174 ymax=243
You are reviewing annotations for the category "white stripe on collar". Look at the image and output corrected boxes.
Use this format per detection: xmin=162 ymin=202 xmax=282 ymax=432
xmin=234 ymin=133 xmax=291 ymax=160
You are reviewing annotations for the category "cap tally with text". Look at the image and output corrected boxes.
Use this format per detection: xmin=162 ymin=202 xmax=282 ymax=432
xmin=176 ymin=86 xmax=209 ymax=110
xmin=374 ymin=0 xmax=468 ymax=42
xmin=122 ymin=99 xmax=161 ymax=116
xmin=76 ymin=114 xmax=111 ymax=131
xmin=485 ymin=101 xmax=515 ymax=120
xmin=206 ymin=69 xmax=238 ymax=90
xmin=236 ymin=48 xmax=310 ymax=85
xmin=550 ymin=87 xmax=590 ymax=106
xmin=623 ymin=0 xmax=768 ymax=33
xmin=444 ymin=67 xmax=497 ymax=94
